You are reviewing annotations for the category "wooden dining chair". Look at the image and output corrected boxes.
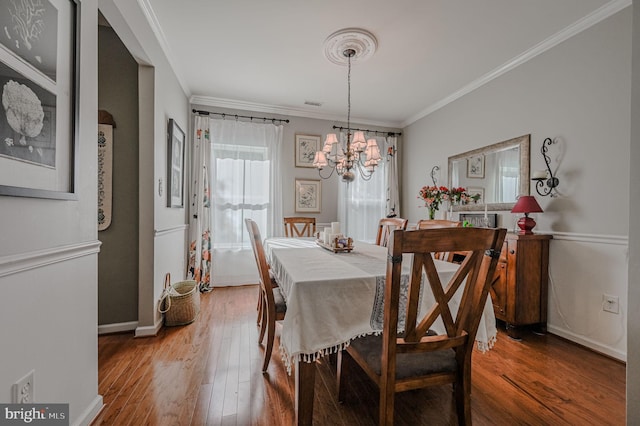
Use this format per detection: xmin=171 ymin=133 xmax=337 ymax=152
xmin=416 ymin=219 xmax=462 ymax=230
xmin=284 ymin=217 xmax=316 ymax=237
xmin=337 ymin=227 xmax=506 ymax=426
xmin=375 ymin=217 xmax=409 ymax=247
xmin=416 ymin=219 xmax=464 ymax=262
xmin=245 ymin=219 xmax=287 ymax=372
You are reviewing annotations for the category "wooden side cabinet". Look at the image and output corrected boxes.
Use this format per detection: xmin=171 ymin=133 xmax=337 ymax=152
xmin=489 ymin=232 xmax=552 ymax=340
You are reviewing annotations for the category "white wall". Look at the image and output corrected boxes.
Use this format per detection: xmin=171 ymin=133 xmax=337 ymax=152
xmin=403 ymin=8 xmax=632 ymax=360
xmin=0 ymin=0 xmax=103 ymax=424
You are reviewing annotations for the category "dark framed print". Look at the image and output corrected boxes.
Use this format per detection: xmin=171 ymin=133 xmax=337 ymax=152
xmin=0 ymin=0 xmax=79 ymax=199
xmin=167 ymin=119 xmax=185 ymax=208
xmin=295 ymin=134 xmax=320 ymax=168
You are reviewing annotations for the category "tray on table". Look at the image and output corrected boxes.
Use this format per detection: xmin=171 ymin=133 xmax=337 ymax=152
xmin=315 ymin=237 xmax=354 ymax=253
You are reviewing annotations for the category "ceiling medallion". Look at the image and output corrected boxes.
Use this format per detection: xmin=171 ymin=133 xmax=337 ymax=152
xmin=323 ymin=28 xmax=377 ymax=66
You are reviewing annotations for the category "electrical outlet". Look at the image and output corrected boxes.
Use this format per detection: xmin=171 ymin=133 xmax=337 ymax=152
xmin=12 ymin=370 xmax=34 ymax=403
xmin=603 ymin=294 xmax=619 ymax=314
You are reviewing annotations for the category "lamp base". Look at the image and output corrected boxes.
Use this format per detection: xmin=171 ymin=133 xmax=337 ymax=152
xmin=516 ymin=215 xmax=537 ymax=234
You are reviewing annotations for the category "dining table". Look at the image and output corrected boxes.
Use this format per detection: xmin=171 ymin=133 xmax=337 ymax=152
xmin=263 ymin=236 xmax=497 ymax=425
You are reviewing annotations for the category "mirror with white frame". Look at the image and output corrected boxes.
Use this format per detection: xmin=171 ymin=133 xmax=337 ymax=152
xmin=448 ymin=134 xmax=530 ymax=211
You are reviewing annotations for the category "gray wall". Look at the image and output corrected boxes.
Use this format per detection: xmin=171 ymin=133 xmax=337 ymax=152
xmin=628 ymin=1 xmax=640 ymax=422
xmin=100 ymin=0 xmax=191 ymax=334
xmin=403 ymin=8 xmax=631 ymax=360
xmin=97 ymin=24 xmax=140 ymax=326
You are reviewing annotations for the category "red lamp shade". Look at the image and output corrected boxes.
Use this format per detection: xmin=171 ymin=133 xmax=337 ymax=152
xmin=511 ymin=196 xmax=543 ymax=234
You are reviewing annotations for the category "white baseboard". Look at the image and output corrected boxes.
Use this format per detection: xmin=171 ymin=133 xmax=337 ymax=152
xmin=98 ymin=321 xmax=138 ymax=335
xmin=135 ymin=320 xmax=163 ymax=337
xmin=72 ymin=395 xmax=103 ymax=426
xmin=548 ymin=325 xmax=626 ymax=362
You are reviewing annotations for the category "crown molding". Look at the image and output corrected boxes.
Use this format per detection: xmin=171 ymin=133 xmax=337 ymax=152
xmin=138 ymin=0 xmax=192 ymax=97
xmin=402 ymin=0 xmax=631 ymax=127
xmin=189 ymin=95 xmax=403 ymax=129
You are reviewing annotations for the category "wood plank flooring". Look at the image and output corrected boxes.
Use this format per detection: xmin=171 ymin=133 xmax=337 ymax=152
xmin=93 ymin=285 xmax=625 ymax=426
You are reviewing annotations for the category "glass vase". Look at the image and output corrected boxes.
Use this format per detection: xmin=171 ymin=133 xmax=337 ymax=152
xmin=428 ymin=207 xmax=436 ymax=220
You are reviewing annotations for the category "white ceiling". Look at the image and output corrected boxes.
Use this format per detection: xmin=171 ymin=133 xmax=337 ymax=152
xmin=142 ymin=0 xmax=625 ymax=128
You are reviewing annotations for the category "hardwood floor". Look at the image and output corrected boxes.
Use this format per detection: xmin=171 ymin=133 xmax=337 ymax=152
xmin=93 ymin=285 xmax=625 ymax=426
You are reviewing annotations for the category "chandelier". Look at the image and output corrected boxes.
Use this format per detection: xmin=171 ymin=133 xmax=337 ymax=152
xmin=313 ymin=29 xmax=381 ymax=182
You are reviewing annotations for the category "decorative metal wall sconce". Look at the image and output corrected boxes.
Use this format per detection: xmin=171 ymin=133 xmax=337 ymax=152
xmin=531 ymin=138 xmax=560 ymax=197
xmin=430 ymin=166 xmax=439 ymax=185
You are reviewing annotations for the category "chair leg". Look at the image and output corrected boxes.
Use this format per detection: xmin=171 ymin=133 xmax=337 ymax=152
xmin=378 ymin=385 xmax=395 ymax=426
xmin=258 ymin=294 xmax=267 ymax=344
xmin=336 ymin=350 xmax=349 ymax=403
xmin=455 ymin=370 xmax=472 ymax=426
xmin=256 ymin=290 xmax=263 ymax=326
xmin=262 ymin=309 xmax=276 ymax=372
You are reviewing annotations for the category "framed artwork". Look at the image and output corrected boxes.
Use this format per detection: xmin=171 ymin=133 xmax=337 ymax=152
xmin=467 ymin=155 xmax=485 ymax=178
xmin=295 ymin=179 xmax=321 ymax=213
xmin=467 ymin=187 xmax=484 ymax=204
xmin=295 ymin=134 xmax=320 ymax=168
xmin=0 ymin=0 xmax=79 ymax=199
xmin=167 ymin=119 xmax=185 ymax=208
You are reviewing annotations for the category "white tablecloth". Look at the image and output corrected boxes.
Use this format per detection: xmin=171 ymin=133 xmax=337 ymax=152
xmin=264 ymin=237 xmax=497 ymax=372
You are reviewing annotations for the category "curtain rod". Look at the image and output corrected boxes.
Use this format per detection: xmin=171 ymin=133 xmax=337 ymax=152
xmin=192 ymin=109 xmax=290 ymax=124
xmin=332 ymin=125 xmax=401 ymax=137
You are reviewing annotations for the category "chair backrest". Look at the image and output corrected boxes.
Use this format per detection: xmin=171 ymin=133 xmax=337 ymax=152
xmin=284 ymin=217 xmax=316 ymax=237
xmin=375 ymin=217 xmax=409 ymax=247
xmin=415 ymin=219 xmax=462 ymax=229
xmin=415 ymin=219 xmax=464 ymax=262
xmin=383 ymin=227 xmax=506 ymax=366
xmin=245 ymin=219 xmax=275 ymax=299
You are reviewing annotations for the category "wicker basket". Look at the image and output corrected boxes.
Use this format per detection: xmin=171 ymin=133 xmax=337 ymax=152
xmin=158 ymin=273 xmax=200 ymax=326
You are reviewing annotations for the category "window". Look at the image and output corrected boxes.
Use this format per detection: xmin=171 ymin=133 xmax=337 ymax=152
xmin=339 ymin=136 xmax=387 ymax=243
xmin=212 ymin=144 xmax=269 ymax=250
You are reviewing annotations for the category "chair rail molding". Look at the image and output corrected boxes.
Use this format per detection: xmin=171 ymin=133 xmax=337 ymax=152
xmin=0 ymin=240 xmax=102 ymax=278
xmin=154 ymin=224 xmax=188 ymax=237
xmin=541 ymin=231 xmax=628 ymax=246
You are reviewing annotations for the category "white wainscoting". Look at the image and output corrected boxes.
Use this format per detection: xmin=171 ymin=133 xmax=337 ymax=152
xmin=543 ymin=230 xmax=628 ymax=361
xmin=144 ymin=224 xmax=189 ymax=334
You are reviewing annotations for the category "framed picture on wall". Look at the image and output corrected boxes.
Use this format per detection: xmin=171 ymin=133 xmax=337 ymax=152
xmin=467 ymin=187 xmax=484 ymax=204
xmin=467 ymin=155 xmax=485 ymax=178
xmin=0 ymin=0 xmax=79 ymax=200
xmin=295 ymin=134 xmax=321 ymax=168
xmin=167 ymin=119 xmax=185 ymax=208
xmin=295 ymin=179 xmax=321 ymax=212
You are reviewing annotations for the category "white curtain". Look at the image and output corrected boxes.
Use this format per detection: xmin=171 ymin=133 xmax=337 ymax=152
xmin=209 ymin=119 xmax=283 ymax=286
xmin=338 ymin=134 xmax=387 ymax=243
xmin=187 ymin=115 xmax=213 ymax=292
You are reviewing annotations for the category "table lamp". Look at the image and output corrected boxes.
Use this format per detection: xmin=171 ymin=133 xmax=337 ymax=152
xmin=511 ymin=195 xmax=543 ymax=234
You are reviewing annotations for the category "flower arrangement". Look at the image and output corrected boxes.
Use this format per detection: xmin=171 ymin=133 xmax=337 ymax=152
xmin=448 ymin=186 xmax=481 ymax=205
xmin=418 ymin=185 xmax=481 ymax=219
xmin=418 ymin=185 xmax=449 ymax=209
